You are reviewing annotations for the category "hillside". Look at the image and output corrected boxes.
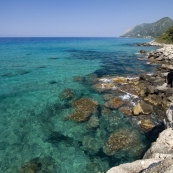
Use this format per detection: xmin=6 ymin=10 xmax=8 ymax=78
xmin=121 ymin=17 xmax=173 ymax=38
xmin=155 ymin=26 xmax=173 ymax=44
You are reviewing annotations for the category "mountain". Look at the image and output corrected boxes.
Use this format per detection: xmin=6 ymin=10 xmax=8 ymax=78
xmin=121 ymin=17 xmax=173 ymax=38
xmin=155 ymin=26 xmax=173 ymax=44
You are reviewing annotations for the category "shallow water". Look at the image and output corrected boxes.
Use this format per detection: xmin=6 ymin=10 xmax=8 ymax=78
xmin=0 ymin=37 xmax=159 ymax=173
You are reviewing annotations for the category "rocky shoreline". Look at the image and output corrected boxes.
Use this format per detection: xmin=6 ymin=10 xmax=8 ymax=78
xmin=106 ymin=41 xmax=173 ymax=173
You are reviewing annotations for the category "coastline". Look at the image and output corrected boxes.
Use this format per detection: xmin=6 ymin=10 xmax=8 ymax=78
xmin=106 ymin=41 xmax=173 ymax=172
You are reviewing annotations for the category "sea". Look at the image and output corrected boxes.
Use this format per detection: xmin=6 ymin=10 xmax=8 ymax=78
xmin=0 ymin=37 xmax=159 ymax=173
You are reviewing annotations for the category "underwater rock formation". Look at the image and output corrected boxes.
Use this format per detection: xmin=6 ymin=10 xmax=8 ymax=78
xmin=103 ymin=129 xmax=143 ymax=156
xmin=87 ymin=115 xmax=99 ymax=128
xmin=19 ymin=156 xmax=57 ymax=173
xmin=59 ymin=88 xmax=76 ymax=101
xmin=82 ymin=135 xmax=103 ymax=154
xmin=67 ymin=98 xmax=99 ymax=122
xmin=104 ymin=97 xmax=125 ymax=109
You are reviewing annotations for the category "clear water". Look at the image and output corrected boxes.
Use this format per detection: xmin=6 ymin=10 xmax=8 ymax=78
xmin=0 ymin=37 xmax=158 ymax=173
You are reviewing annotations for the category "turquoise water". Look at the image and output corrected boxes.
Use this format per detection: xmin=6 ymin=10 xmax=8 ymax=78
xmin=0 ymin=37 xmax=158 ymax=173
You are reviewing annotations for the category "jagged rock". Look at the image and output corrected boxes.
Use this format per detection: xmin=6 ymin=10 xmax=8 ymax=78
xmin=141 ymin=158 xmax=173 ymax=173
xmin=140 ymin=119 xmax=156 ymax=132
xmin=107 ymin=159 xmax=162 ymax=173
xmin=132 ymin=101 xmax=153 ymax=115
xmin=104 ymin=97 xmax=124 ymax=109
xmin=73 ymin=76 xmax=86 ymax=82
xmin=66 ymin=98 xmax=99 ymax=122
xmin=144 ymin=94 xmax=162 ymax=106
xmin=143 ymin=128 xmax=173 ymax=159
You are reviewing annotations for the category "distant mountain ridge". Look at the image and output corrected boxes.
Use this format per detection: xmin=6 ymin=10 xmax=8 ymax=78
xmin=121 ymin=17 xmax=173 ymax=38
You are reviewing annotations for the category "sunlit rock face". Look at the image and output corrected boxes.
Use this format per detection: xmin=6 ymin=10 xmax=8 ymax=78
xmin=132 ymin=100 xmax=153 ymax=115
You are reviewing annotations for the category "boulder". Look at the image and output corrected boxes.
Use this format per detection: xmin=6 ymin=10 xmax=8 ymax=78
xmin=155 ymin=84 xmax=168 ymax=93
xmin=67 ymin=98 xmax=99 ymax=122
xmin=141 ymin=158 xmax=173 ymax=173
xmin=140 ymin=50 xmax=146 ymax=54
xmin=59 ymin=88 xmax=76 ymax=101
xmin=144 ymin=94 xmax=162 ymax=106
xmin=133 ymin=101 xmax=153 ymax=115
xmin=165 ymin=88 xmax=173 ymax=97
xmin=143 ymin=128 xmax=173 ymax=159
xmin=107 ymin=159 xmax=162 ymax=173
xmin=104 ymin=97 xmax=124 ymax=109
xmin=140 ymin=119 xmax=156 ymax=132
xmin=153 ymin=78 xmax=165 ymax=86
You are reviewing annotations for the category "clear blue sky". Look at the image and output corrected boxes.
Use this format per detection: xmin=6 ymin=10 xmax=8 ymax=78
xmin=0 ymin=0 xmax=173 ymax=37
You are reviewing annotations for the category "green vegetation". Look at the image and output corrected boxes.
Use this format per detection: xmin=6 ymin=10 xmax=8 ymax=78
xmin=155 ymin=26 xmax=173 ymax=44
xmin=121 ymin=17 xmax=173 ymax=38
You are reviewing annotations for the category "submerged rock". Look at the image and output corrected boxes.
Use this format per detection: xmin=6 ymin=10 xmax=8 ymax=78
xmin=103 ymin=129 xmax=143 ymax=156
xmin=87 ymin=115 xmax=99 ymax=128
xmin=82 ymin=136 xmax=102 ymax=154
xmin=19 ymin=156 xmax=57 ymax=173
xmin=104 ymin=97 xmax=124 ymax=109
xmin=67 ymin=98 xmax=99 ymax=122
xmin=140 ymin=50 xmax=147 ymax=54
xmin=73 ymin=76 xmax=86 ymax=82
xmin=48 ymin=80 xmax=57 ymax=84
xmin=119 ymin=106 xmax=132 ymax=116
xmin=59 ymin=88 xmax=76 ymax=101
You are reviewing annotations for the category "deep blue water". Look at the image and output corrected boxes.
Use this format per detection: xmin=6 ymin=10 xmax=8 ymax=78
xmin=0 ymin=37 xmax=158 ymax=173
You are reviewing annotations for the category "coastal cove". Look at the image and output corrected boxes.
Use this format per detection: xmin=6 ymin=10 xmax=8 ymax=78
xmin=0 ymin=37 xmax=169 ymax=173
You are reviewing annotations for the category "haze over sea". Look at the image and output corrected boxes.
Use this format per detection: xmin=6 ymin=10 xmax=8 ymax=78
xmin=0 ymin=37 xmax=158 ymax=173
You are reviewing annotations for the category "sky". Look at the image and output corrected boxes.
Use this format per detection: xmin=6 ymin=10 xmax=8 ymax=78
xmin=0 ymin=0 xmax=173 ymax=37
